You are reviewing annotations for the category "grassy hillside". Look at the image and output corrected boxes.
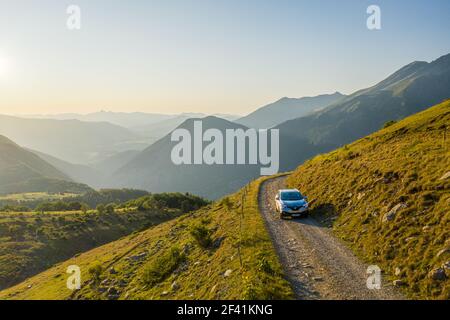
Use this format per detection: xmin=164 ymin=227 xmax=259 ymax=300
xmin=0 ymin=177 xmax=293 ymax=300
xmin=0 ymin=193 xmax=208 ymax=291
xmin=287 ymin=100 xmax=450 ymax=299
xmin=0 ymin=189 xmax=150 ymax=211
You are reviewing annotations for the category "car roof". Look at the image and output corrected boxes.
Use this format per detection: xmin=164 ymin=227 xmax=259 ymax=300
xmin=279 ymin=189 xmax=300 ymax=193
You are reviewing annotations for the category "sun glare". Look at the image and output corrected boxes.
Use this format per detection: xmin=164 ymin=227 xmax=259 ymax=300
xmin=0 ymin=55 xmax=10 ymax=77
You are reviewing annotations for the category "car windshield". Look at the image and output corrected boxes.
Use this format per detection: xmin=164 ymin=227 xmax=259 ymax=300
xmin=280 ymin=191 xmax=303 ymax=201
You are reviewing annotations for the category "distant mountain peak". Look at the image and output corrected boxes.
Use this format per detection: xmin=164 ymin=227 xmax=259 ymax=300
xmin=236 ymin=92 xmax=346 ymax=129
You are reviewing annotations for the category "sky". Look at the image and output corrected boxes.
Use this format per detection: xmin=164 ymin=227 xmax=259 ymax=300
xmin=0 ymin=0 xmax=449 ymax=116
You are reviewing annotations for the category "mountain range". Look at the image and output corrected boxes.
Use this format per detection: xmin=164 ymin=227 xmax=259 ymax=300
xmin=0 ymin=115 xmax=147 ymax=164
xmin=111 ymin=117 xmax=262 ymax=199
xmin=109 ymin=53 xmax=450 ymax=198
xmin=1 ymin=53 xmax=449 ymax=199
xmin=0 ymin=135 xmax=90 ymax=194
xmin=236 ymin=92 xmax=345 ymax=129
xmin=276 ymin=53 xmax=450 ymax=171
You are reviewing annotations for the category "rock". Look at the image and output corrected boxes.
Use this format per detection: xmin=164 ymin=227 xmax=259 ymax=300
xmin=107 ymin=294 xmax=120 ymax=300
xmin=442 ymin=261 xmax=450 ymax=270
xmin=127 ymin=252 xmax=147 ymax=262
xmin=382 ymin=203 xmax=407 ymax=223
xmin=393 ymin=279 xmax=405 ymax=287
xmin=193 ymin=261 xmax=200 ymax=266
xmin=182 ymin=243 xmax=192 ymax=255
xmin=100 ymin=279 xmax=111 ymax=286
xmin=357 ymin=193 xmax=365 ymax=200
xmin=109 ymin=267 xmax=118 ymax=275
xmin=210 ymin=284 xmax=217 ymax=294
xmin=439 ymin=171 xmax=450 ymax=180
xmin=394 ymin=267 xmax=401 ymax=276
xmin=312 ymin=276 xmax=323 ymax=281
xmin=213 ymin=237 xmax=225 ymax=248
xmin=436 ymin=247 xmax=450 ymax=258
xmin=223 ymin=269 xmax=232 ymax=277
xmin=117 ymin=280 xmax=128 ymax=288
xmin=171 ymin=281 xmax=180 ymax=291
xmin=428 ymin=268 xmax=447 ymax=281
xmin=422 ymin=225 xmax=431 ymax=232
xmin=27 ymin=284 xmax=32 ymax=289
xmin=161 ymin=291 xmax=169 ymax=296
xmin=107 ymin=287 xmax=120 ymax=295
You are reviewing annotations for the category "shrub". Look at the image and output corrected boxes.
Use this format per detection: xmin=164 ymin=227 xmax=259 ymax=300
xmin=88 ymin=262 xmax=103 ymax=283
xmin=190 ymin=224 xmax=212 ymax=248
xmin=96 ymin=204 xmax=105 ymax=214
xmin=383 ymin=120 xmax=397 ymax=129
xmin=142 ymin=247 xmax=185 ymax=286
xmin=105 ymin=203 xmax=115 ymax=213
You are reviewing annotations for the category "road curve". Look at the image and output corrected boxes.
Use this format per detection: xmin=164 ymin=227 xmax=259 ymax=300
xmin=259 ymin=176 xmax=404 ymax=300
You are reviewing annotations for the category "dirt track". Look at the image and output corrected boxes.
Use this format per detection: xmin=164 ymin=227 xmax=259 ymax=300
xmin=259 ymin=176 xmax=404 ymax=300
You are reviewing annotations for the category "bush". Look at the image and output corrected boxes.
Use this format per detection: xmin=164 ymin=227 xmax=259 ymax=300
xmin=0 ymin=205 xmax=30 ymax=212
xmin=96 ymin=204 xmax=105 ymax=214
xmin=383 ymin=120 xmax=397 ymax=129
xmin=105 ymin=203 xmax=115 ymax=213
xmin=123 ymin=192 xmax=210 ymax=212
xmin=190 ymin=224 xmax=213 ymax=248
xmin=35 ymin=201 xmax=89 ymax=212
xmin=142 ymin=247 xmax=186 ymax=286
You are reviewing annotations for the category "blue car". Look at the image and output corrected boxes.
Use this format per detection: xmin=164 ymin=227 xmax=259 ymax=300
xmin=275 ymin=189 xmax=309 ymax=219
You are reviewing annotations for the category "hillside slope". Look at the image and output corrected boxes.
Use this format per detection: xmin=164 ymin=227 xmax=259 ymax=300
xmin=0 ymin=193 xmax=208 ymax=291
xmin=287 ymin=100 xmax=450 ymax=299
xmin=0 ymin=135 xmax=91 ymax=194
xmin=0 ymin=115 xmax=145 ymax=164
xmin=29 ymin=149 xmax=106 ymax=188
xmin=0 ymin=178 xmax=293 ymax=300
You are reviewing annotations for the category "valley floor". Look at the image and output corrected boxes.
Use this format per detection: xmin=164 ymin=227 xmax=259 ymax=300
xmin=259 ymin=176 xmax=405 ymax=300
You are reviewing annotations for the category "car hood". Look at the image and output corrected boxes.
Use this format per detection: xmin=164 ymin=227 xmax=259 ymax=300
xmin=280 ymin=199 xmax=307 ymax=206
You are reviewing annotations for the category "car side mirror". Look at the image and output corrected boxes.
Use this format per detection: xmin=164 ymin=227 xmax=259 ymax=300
xmin=275 ymin=195 xmax=279 ymax=200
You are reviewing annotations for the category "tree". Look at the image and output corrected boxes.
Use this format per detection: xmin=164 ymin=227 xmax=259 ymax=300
xmin=96 ymin=204 xmax=105 ymax=214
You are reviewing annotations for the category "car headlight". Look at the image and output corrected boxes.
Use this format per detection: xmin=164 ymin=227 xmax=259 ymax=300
xmin=282 ymin=203 xmax=288 ymax=209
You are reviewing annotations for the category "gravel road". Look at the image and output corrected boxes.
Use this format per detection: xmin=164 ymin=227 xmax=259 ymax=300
xmin=259 ymin=176 xmax=405 ymax=300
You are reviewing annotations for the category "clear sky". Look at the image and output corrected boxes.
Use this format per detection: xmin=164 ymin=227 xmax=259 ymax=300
xmin=0 ymin=0 xmax=449 ymax=116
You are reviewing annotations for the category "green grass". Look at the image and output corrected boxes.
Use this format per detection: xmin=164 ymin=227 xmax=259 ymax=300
xmin=142 ymin=247 xmax=186 ymax=286
xmin=0 ymin=207 xmax=185 ymax=291
xmin=0 ymin=192 xmax=77 ymax=202
xmin=0 ymin=177 xmax=294 ymax=300
xmin=287 ymin=100 xmax=450 ymax=300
